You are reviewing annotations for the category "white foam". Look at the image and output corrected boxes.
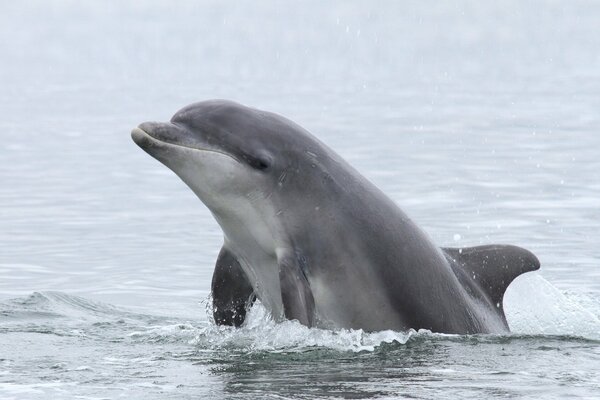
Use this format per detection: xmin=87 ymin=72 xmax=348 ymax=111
xmin=193 ymin=301 xmax=422 ymax=352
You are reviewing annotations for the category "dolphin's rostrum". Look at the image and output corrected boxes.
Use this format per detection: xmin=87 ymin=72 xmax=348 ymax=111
xmin=132 ymin=100 xmax=540 ymax=334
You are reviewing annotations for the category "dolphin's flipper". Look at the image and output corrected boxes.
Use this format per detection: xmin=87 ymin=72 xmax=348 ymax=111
xmin=278 ymin=255 xmax=315 ymax=327
xmin=443 ymin=244 xmax=540 ymax=320
xmin=211 ymin=247 xmax=256 ymax=327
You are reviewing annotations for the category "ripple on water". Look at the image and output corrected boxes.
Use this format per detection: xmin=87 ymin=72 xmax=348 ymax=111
xmin=0 ymin=290 xmax=599 ymax=399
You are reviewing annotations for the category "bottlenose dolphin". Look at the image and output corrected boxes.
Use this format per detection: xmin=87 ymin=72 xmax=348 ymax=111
xmin=131 ymin=100 xmax=540 ymax=334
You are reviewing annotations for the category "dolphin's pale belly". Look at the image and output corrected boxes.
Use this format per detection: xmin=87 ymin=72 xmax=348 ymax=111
xmin=217 ymin=211 xmax=286 ymax=321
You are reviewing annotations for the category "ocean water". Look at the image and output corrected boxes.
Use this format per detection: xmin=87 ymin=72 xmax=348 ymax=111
xmin=1 ymin=1 xmax=599 ymax=399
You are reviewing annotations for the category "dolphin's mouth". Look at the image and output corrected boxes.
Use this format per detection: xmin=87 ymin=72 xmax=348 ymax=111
xmin=131 ymin=124 xmax=240 ymax=163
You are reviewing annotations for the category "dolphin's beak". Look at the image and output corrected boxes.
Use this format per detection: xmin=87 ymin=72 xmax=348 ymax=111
xmin=132 ymin=122 xmax=192 ymax=146
xmin=131 ymin=122 xmax=177 ymax=151
xmin=131 ymin=126 xmax=147 ymax=141
xmin=131 ymin=122 xmax=179 ymax=152
xmin=131 ymin=121 xmax=233 ymax=162
xmin=131 ymin=126 xmax=154 ymax=150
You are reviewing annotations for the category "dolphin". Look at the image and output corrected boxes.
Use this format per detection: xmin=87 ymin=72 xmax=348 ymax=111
xmin=131 ymin=100 xmax=540 ymax=334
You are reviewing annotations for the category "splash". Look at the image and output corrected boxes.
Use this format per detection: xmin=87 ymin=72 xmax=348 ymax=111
xmin=192 ymin=302 xmax=422 ymax=352
xmin=505 ymin=273 xmax=600 ymax=339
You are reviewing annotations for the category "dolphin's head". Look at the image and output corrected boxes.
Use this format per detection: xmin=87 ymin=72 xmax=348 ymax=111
xmin=131 ymin=100 xmax=326 ymax=248
xmin=132 ymin=101 xmax=272 ymax=205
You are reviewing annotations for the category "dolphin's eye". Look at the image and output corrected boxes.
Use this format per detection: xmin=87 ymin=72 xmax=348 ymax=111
xmin=256 ymin=159 xmax=270 ymax=170
xmin=243 ymin=154 xmax=271 ymax=171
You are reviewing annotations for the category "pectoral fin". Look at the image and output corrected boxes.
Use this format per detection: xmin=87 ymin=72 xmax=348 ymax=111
xmin=211 ymin=246 xmax=256 ymax=327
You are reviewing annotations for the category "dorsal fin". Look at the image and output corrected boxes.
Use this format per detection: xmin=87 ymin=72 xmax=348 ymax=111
xmin=443 ymin=244 xmax=540 ymax=313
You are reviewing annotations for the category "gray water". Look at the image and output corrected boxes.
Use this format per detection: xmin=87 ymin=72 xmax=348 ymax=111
xmin=1 ymin=1 xmax=599 ymax=399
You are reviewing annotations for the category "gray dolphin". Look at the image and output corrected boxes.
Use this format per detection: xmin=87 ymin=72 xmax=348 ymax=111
xmin=131 ymin=100 xmax=539 ymax=334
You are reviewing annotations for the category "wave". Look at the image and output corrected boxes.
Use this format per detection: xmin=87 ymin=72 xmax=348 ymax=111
xmin=1 ymin=276 xmax=599 ymax=353
xmin=0 ymin=291 xmax=175 ymax=340
xmin=0 ymin=291 xmax=149 ymax=322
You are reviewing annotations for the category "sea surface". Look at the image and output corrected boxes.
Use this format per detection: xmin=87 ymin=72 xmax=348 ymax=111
xmin=1 ymin=1 xmax=599 ymax=399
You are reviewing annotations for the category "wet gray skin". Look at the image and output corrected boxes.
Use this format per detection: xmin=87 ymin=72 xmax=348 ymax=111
xmin=131 ymin=100 xmax=540 ymax=333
